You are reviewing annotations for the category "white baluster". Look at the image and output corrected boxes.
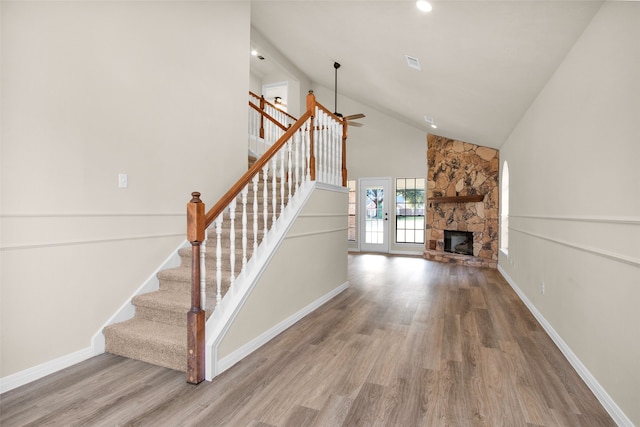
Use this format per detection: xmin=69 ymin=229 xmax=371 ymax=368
xmin=252 ymin=174 xmax=259 ymax=252
xmin=287 ymin=140 xmax=293 ymax=201
xmin=263 ymin=163 xmax=269 ymax=238
xmin=304 ymin=120 xmax=313 ymax=181
xmin=325 ymin=113 xmax=331 ymax=183
xmin=317 ymin=110 xmax=323 ymax=182
xmin=215 ymin=214 xmax=223 ymax=305
xmin=241 ymin=185 xmax=248 ymax=268
xmin=229 ymin=199 xmax=236 ymax=289
xmin=336 ymin=123 xmax=342 ymax=185
xmin=279 ymin=149 xmax=285 ymax=213
xmin=271 ymin=156 xmax=277 ymax=224
xmin=328 ymin=117 xmax=333 ymax=184
xmin=331 ymin=120 xmax=337 ymax=185
xmin=294 ymin=130 xmax=300 ymax=190
xmin=318 ymin=111 xmax=323 ymax=183
xmin=324 ymin=113 xmax=329 ymax=183
xmin=200 ymin=229 xmax=207 ymax=311
xmin=313 ymin=114 xmax=318 ymax=181
xmin=333 ymin=117 xmax=338 ymax=183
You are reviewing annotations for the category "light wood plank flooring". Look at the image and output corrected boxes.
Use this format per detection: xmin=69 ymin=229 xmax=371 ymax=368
xmin=1 ymin=254 xmax=615 ymax=426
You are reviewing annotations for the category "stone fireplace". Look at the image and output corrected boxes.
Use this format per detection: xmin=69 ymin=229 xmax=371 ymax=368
xmin=424 ymin=134 xmax=499 ymax=268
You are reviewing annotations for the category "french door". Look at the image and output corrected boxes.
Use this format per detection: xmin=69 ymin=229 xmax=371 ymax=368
xmin=359 ymin=177 xmax=391 ymax=253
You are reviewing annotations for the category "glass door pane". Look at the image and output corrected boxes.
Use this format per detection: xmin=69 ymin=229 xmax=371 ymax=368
xmin=359 ymin=178 xmax=391 ymax=253
xmin=365 ymin=185 xmax=384 ymax=244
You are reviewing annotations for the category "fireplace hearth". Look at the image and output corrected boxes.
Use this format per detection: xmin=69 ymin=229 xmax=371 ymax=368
xmin=444 ymin=230 xmax=473 ymax=256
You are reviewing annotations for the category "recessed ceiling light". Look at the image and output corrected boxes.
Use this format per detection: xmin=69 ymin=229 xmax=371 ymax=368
xmin=424 ymin=116 xmax=437 ymax=129
xmin=416 ymin=0 xmax=432 ymax=13
xmin=251 ymin=49 xmax=258 ymax=56
xmin=406 ymin=55 xmax=421 ymax=71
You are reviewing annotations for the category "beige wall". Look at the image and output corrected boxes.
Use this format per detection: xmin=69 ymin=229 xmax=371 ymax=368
xmin=498 ymin=2 xmax=640 ymax=424
xmin=218 ymin=186 xmax=348 ymax=358
xmin=1 ymin=1 xmax=250 ymax=377
xmin=310 ymin=84 xmax=428 ymax=255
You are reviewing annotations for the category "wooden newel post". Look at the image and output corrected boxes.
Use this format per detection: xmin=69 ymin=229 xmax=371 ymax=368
xmin=307 ymin=90 xmax=316 ymax=181
xmin=342 ymin=121 xmax=348 ymax=187
xmin=186 ymin=192 xmax=205 ymax=384
xmin=259 ymin=96 xmax=265 ymax=139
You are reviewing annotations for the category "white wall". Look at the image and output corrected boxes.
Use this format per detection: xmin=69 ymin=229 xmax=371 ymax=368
xmin=311 ymin=84 xmax=428 ymax=255
xmin=0 ymin=1 xmax=250 ymax=378
xmin=498 ymin=2 xmax=640 ymax=424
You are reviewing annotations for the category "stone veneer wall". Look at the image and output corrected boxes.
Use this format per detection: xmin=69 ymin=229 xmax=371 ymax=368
xmin=425 ymin=134 xmax=499 ymax=268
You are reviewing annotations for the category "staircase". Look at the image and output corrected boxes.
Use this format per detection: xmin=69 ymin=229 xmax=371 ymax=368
xmin=103 ymin=91 xmax=347 ymax=381
xmin=103 ymin=156 xmax=283 ymax=371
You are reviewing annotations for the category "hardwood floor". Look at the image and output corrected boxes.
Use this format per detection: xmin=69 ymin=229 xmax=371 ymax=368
xmin=1 ymin=254 xmax=615 ymax=426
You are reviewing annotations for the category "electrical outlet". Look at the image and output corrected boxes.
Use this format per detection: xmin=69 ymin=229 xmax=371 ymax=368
xmin=118 ymin=173 xmax=128 ymax=189
xmin=540 ymin=281 xmax=545 ymax=295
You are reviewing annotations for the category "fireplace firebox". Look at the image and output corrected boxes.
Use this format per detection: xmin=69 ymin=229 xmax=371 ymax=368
xmin=444 ymin=230 xmax=473 ymax=256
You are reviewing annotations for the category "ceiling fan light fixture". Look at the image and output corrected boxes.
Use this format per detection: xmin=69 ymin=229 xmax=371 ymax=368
xmin=416 ymin=0 xmax=432 ymax=13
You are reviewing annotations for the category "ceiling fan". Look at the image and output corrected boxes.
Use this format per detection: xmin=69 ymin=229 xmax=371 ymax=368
xmin=333 ymin=62 xmax=365 ymax=127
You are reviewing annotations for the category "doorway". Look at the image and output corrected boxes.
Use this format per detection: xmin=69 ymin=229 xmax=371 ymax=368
xmin=359 ymin=177 xmax=391 ymax=253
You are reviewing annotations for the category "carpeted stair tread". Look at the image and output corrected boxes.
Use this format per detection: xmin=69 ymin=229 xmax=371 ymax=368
xmin=104 ymin=318 xmax=186 ymax=372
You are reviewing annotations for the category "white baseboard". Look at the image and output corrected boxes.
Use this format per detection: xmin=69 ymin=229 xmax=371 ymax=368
xmin=498 ymin=265 xmax=633 ymax=427
xmin=0 ymin=346 xmax=95 ymax=394
xmin=216 ymin=281 xmax=349 ymax=375
xmin=390 ymin=249 xmax=425 ymax=256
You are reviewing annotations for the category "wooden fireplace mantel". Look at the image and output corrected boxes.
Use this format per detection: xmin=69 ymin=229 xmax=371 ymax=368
xmin=429 ymin=194 xmax=485 ymax=204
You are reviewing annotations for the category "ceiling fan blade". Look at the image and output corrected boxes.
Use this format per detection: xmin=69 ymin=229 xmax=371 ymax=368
xmin=343 ymin=113 xmax=365 ymax=120
xmin=347 ymin=121 xmax=364 ymax=127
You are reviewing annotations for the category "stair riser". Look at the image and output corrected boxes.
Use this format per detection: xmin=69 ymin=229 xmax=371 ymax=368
xmin=136 ymin=305 xmax=188 ymax=327
xmin=158 ymin=273 xmax=234 ymax=294
xmin=104 ymin=330 xmax=186 ymax=372
xmin=180 ymin=249 xmax=252 ymax=273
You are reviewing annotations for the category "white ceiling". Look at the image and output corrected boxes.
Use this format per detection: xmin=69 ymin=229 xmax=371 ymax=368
xmin=250 ymin=0 xmax=604 ymax=148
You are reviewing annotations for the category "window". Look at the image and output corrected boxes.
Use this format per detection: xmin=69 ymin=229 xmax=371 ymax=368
xmin=500 ymin=161 xmax=509 ymax=252
xmin=347 ymin=180 xmax=356 ymax=241
xmin=395 ymin=178 xmax=425 ymax=244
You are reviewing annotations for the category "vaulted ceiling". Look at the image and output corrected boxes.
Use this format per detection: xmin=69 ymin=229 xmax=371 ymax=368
xmin=250 ymin=0 xmax=603 ymax=148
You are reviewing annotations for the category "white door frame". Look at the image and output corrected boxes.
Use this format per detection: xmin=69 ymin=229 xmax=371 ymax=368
xmin=359 ymin=177 xmax=392 ymax=253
